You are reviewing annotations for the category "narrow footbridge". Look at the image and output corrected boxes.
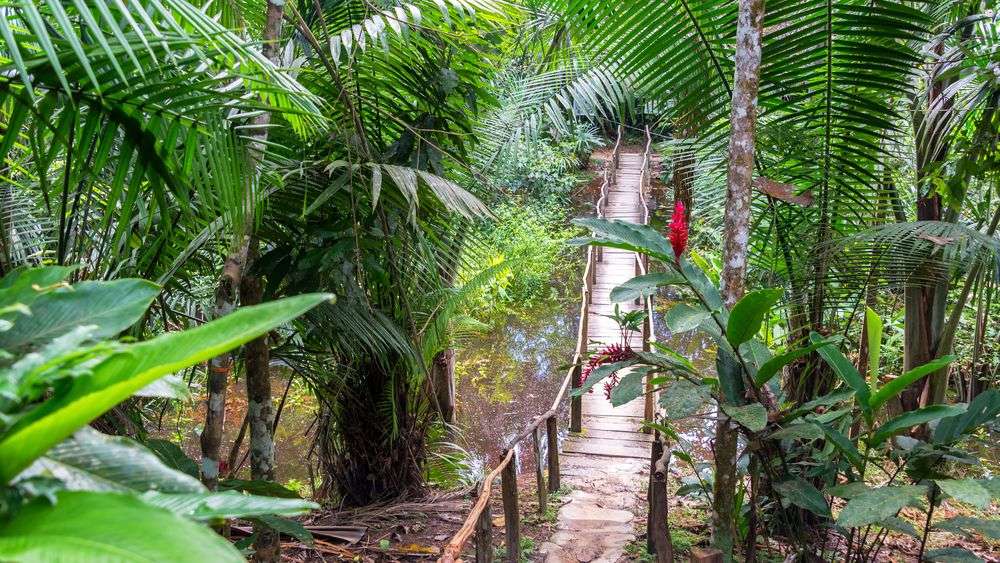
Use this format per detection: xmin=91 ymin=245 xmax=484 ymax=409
xmin=440 ymin=126 xmax=670 ymax=563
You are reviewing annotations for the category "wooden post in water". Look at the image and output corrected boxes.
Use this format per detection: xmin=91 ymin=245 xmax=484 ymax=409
xmin=475 ymin=492 xmax=493 ymax=562
xmin=546 ymin=415 xmax=560 ymax=492
xmin=500 ymin=454 xmax=520 ymax=563
xmin=532 ymin=426 xmax=546 ymax=515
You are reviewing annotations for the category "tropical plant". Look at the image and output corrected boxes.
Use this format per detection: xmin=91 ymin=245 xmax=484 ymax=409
xmin=0 ymin=266 xmax=328 ymax=560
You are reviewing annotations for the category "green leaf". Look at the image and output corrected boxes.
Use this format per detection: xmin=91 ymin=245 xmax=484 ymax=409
xmin=923 ymin=547 xmax=984 ymax=563
xmin=726 ymin=288 xmax=782 ymax=347
xmin=836 ymin=485 xmax=927 ymax=528
xmin=818 ymin=423 xmax=863 ymax=469
xmin=768 ymin=422 xmax=823 ymax=441
xmin=0 ymin=293 xmax=331 ymax=482
xmin=869 ymin=356 xmax=956 ymax=412
xmin=774 ymin=478 xmax=831 ymax=518
xmin=935 ymin=479 xmax=991 ymax=509
xmin=870 ymin=404 xmax=967 ymax=445
xmin=935 ymin=516 xmax=1000 ymax=540
xmin=864 ymin=307 xmax=882 ymax=385
xmin=18 ymin=428 xmax=203 ymax=494
xmin=811 ymin=332 xmax=870 ymax=411
xmin=610 ymin=272 xmax=684 ymax=303
xmin=0 ymin=266 xmax=74 ymax=309
xmin=571 ymin=218 xmax=674 ymax=264
xmin=0 ymin=279 xmax=160 ymax=351
xmin=658 ymin=380 xmax=711 ymax=420
xmin=879 ymin=516 xmax=919 ymax=538
xmin=755 ymin=338 xmax=835 ymax=387
xmin=145 ymin=439 xmax=199 ymax=478
xmin=252 ymin=514 xmax=314 ymax=545
xmin=721 ymin=403 xmax=767 ymax=432
xmin=716 ymin=345 xmax=745 ymax=405
xmin=665 ymin=303 xmax=710 ymax=333
xmin=610 ymin=367 xmax=652 ymax=407
xmin=825 ymin=481 xmax=871 ymax=499
xmin=219 ymin=479 xmax=302 ymax=499
xmin=784 ymin=387 xmax=855 ymax=421
xmin=0 ymin=492 xmax=242 ymax=561
xmin=933 ymin=390 xmax=1000 ymax=444
xmin=139 ymin=491 xmax=318 ymax=520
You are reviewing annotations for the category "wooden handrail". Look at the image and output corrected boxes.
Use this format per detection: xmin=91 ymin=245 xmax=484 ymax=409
xmin=436 ymin=125 xmax=625 ymax=562
xmin=440 ymin=449 xmax=514 ymax=562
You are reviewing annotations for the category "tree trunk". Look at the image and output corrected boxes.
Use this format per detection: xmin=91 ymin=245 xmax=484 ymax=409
xmin=200 ymin=253 xmax=243 ymax=489
xmin=240 ymin=238 xmax=280 ymax=562
xmin=431 ymin=349 xmax=456 ymax=424
xmin=713 ymin=0 xmax=764 ymax=559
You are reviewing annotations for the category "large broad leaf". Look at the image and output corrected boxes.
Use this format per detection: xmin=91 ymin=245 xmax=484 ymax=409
xmin=935 ymin=479 xmax=991 ymax=509
xmin=219 ymin=479 xmax=302 ymax=499
xmin=0 ymin=293 xmax=331 ymax=482
xmin=573 ymin=359 xmax=637 ymax=396
xmin=679 ymin=257 xmax=724 ymax=313
xmin=610 ymin=272 xmax=684 ymax=303
xmin=835 ymin=485 xmax=927 ymax=528
xmin=933 ymin=390 xmax=1000 ymax=444
xmin=869 ymin=356 xmax=956 ymax=412
xmin=768 ymin=422 xmax=823 ymax=441
xmin=811 ymin=332 xmax=870 ymax=412
xmin=870 ymin=404 xmax=967 ymax=445
xmin=658 ymin=380 xmax=711 ymax=420
xmin=17 ymin=428 xmax=203 ymax=494
xmin=0 ymin=491 xmax=242 ymax=561
xmin=755 ymin=338 xmax=836 ymax=387
xmin=0 ymin=279 xmax=159 ymax=351
xmin=610 ymin=367 xmax=652 ymax=406
xmin=774 ymin=478 xmax=831 ymax=518
xmin=145 ymin=439 xmax=199 ymax=478
xmin=139 ymin=490 xmax=317 ymax=520
xmin=716 ymin=345 xmax=745 ymax=405
xmin=0 ymin=266 xmax=74 ymax=309
xmin=721 ymin=403 xmax=767 ymax=432
xmin=935 ymin=516 xmax=1000 ymax=540
xmin=665 ymin=303 xmax=710 ymax=333
xmin=726 ymin=288 xmax=782 ymax=347
xmin=571 ymin=218 xmax=674 ymax=264
xmin=252 ymin=514 xmax=314 ymax=545
xmin=825 ymin=481 xmax=871 ymax=499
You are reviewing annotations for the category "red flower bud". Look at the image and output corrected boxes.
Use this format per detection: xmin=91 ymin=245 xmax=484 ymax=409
xmin=668 ymin=200 xmax=688 ymax=262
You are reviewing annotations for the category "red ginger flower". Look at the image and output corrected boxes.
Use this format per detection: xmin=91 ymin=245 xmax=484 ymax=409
xmin=668 ymin=200 xmax=688 ymax=262
xmin=578 ymin=342 xmax=635 ymax=400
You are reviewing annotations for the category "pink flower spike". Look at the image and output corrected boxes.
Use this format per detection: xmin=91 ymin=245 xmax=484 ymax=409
xmin=668 ymin=200 xmax=688 ymax=263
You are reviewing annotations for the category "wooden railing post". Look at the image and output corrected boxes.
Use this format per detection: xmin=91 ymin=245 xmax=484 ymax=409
xmin=570 ymin=363 xmax=582 ymax=432
xmin=532 ymin=426 xmax=546 ymax=515
xmin=648 ymin=438 xmax=673 ymax=562
xmin=500 ymin=455 xmax=520 ymax=563
xmin=642 ymin=303 xmax=654 ymax=429
xmin=475 ymin=490 xmax=493 ymax=563
xmin=546 ymin=414 xmax=560 ymax=492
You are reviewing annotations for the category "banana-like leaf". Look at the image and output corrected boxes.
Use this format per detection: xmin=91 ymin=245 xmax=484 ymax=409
xmin=0 ymin=491 xmax=243 ymax=562
xmin=727 ymin=288 xmax=782 ymax=347
xmin=139 ymin=491 xmax=317 ymax=521
xmin=869 ymin=356 xmax=956 ymax=412
xmin=17 ymin=427 xmax=203 ymax=494
xmin=610 ymin=272 xmax=684 ymax=303
xmin=0 ymin=293 xmax=331 ymax=482
xmin=811 ymin=332 xmax=870 ymax=413
xmin=870 ymin=404 xmax=967 ymax=445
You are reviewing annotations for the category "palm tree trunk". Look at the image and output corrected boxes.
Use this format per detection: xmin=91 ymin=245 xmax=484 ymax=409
xmin=240 ymin=237 xmax=280 ymax=562
xmin=713 ymin=0 xmax=764 ymax=558
xmin=201 ymin=253 xmax=244 ymax=490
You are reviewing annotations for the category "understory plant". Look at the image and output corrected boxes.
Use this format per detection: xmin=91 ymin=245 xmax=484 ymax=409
xmin=572 ymin=217 xmax=1000 ymax=561
xmin=0 ymin=266 xmax=328 ymax=560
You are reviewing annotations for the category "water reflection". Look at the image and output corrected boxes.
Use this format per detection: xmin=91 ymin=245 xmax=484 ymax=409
xmin=450 ymin=299 xmax=578 ymax=476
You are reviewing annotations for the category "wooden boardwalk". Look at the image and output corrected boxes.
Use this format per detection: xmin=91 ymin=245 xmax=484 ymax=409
xmin=539 ymin=151 xmax=654 ymax=563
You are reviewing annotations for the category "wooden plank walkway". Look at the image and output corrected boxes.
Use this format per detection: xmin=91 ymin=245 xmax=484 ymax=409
xmin=538 ymin=151 xmax=653 ymax=563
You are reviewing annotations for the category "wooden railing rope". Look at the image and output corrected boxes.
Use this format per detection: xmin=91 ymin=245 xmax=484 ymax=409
xmin=437 ymin=126 xmax=626 ymax=563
